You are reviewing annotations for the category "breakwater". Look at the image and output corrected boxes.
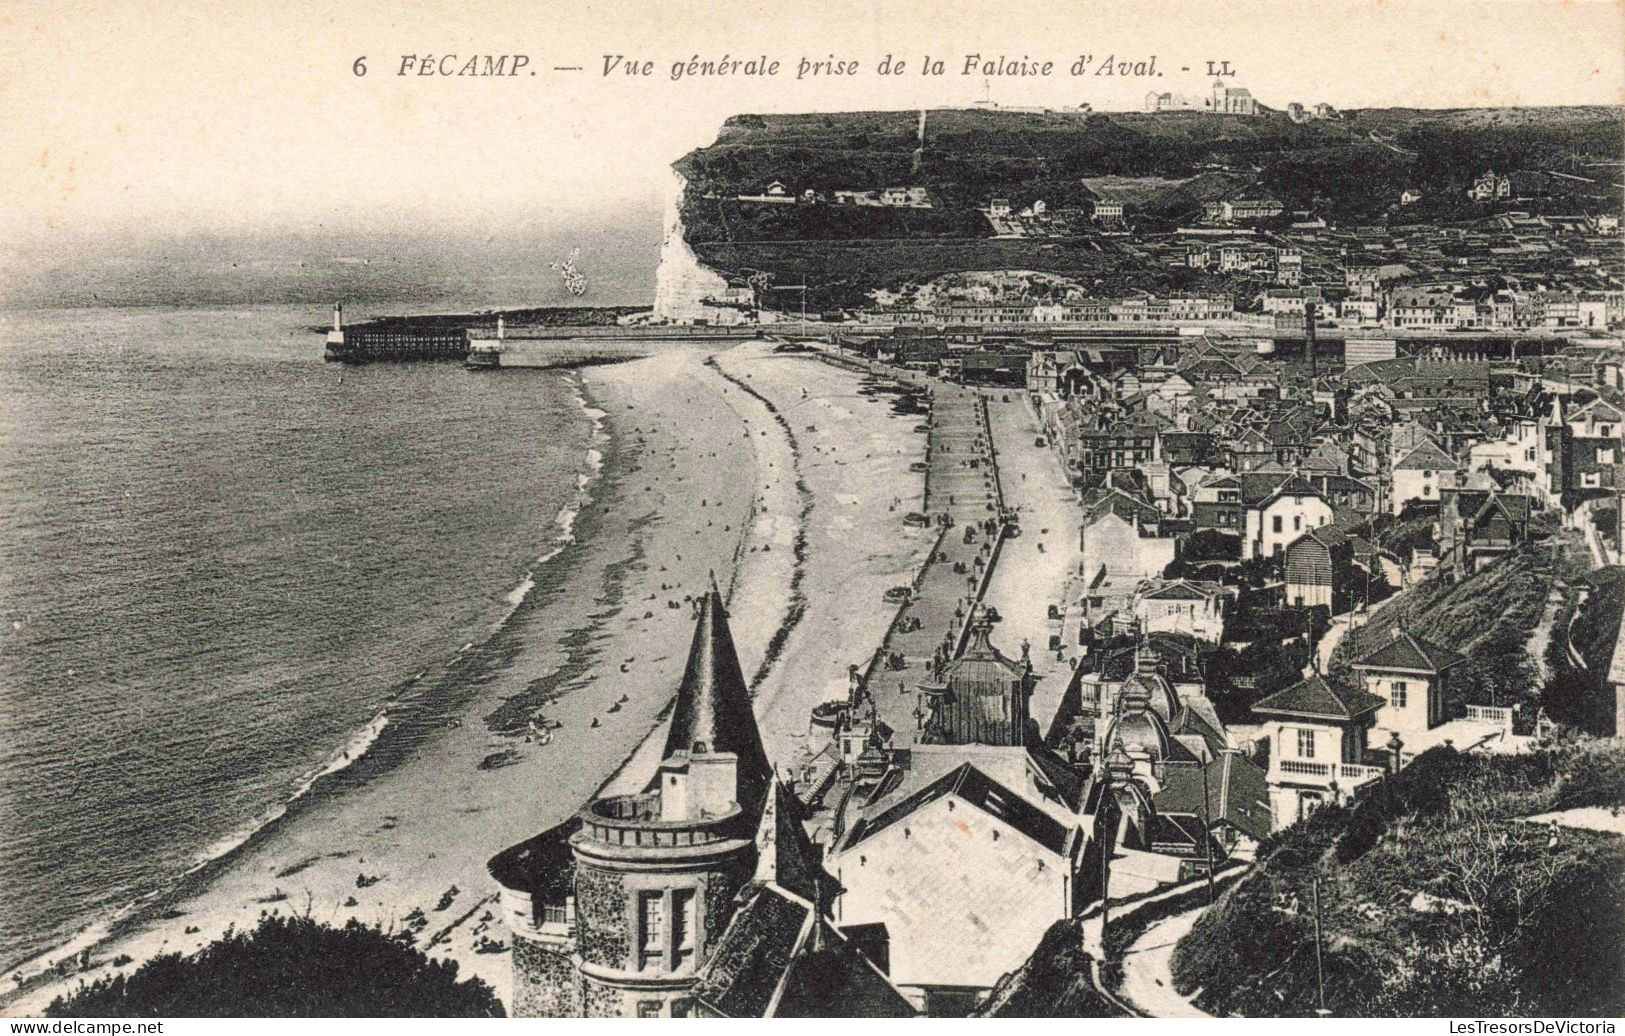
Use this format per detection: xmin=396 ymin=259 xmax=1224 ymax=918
xmin=321 ymin=306 xmax=646 ymax=364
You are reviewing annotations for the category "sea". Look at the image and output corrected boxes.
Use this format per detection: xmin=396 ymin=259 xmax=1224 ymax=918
xmin=0 ymin=302 xmax=620 ymax=973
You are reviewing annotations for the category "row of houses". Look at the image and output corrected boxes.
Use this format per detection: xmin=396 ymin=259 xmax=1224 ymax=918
xmin=1027 ymin=339 xmax=1566 ymax=836
xmin=858 ymin=296 xmax=1238 ymax=326
xmin=1186 ymin=243 xmax=1304 ymax=285
xmin=735 ymin=181 xmax=934 ymax=207
xmin=1035 ymin=333 xmax=1624 ymax=615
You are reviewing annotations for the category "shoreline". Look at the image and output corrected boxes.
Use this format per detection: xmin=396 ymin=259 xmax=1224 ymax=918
xmin=3 ymin=341 xmax=928 ymax=1017
xmin=0 ymin=366 xmax=619 ymax=997
xmin=3 ymin=341 xmax=934 ymax=1017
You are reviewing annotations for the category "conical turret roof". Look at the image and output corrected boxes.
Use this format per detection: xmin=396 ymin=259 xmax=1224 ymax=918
xmin=659 ymin=580 xmax=774 ymax=812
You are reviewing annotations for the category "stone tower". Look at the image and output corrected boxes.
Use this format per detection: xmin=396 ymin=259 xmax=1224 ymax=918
xmin=490 ymin=582 xmax=774 ymax=1018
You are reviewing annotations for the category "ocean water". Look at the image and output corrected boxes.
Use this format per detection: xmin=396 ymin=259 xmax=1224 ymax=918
xmin=0 ymin=305 xmax=597 ymax=970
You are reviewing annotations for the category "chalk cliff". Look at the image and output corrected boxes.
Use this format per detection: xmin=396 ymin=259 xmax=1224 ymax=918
xmin=651 ymin=171 xmax=749 ymax=325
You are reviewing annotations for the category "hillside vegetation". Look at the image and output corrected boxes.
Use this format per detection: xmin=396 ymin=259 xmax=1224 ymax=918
xmin=1327 ymin=533 xmax=1594 ymax=719
xmin=680 ymin=107 xmax=1622 ymax=225
xmin=1544 ymin=565 xmax=1625 ymax=734
xmin=973 ymin=921 xmax=1127 ymax=1018
xmin=673 ymin=106 xmax=1622 ymax=308
xmin=46 ymin=916 xmax=504 ymax=1018
xmin=1171 ymin=739 xmax=1625 ymax=1017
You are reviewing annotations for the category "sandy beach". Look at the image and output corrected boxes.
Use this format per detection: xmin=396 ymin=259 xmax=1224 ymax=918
xmin=4 ymin=341 xmax=926 ymax=1015
xmin=714 ymin=345 xmax=935 ymax=770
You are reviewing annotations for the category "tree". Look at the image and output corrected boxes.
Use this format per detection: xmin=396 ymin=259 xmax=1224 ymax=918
xmin=1179 ymin=529 xmax=1242 ymax=564
xmin=47 ymin=915 xmax=504 ymax=1018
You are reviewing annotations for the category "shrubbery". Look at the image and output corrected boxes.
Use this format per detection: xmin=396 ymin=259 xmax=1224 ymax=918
xmin=1328 ymin=538 xmax=1592 ymax=716
xmin=976 ymin=919 xmax=1127 ymax=1018
xmin=46 ymin=915 xmax=504 ymax=1018
xmin=1171 ymin=740 xmax=1625 ymax=1017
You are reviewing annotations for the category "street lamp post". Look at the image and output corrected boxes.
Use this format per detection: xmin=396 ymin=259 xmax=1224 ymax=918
xmin=1311 ymin=872 xmax=1328 ymax=1015
xmin=1100 ymin=812 xmax=1111 ymax=939
xmin=1200 ymin=756 xmax=1217 ymax=904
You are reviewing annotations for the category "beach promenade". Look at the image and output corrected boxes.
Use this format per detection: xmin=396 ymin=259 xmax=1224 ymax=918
xmin=785 ymin=343 xmax=1092 ymax=757
xmin=2 ymin=342 xmax=928 ymax=1015
xmin=861 ymin=386 xmax=1009 ymax=749
xmin=5 ymin=339 xmax=1085 ymax=1017
xmin=979 ymin=393 xmax=1086 ymax=738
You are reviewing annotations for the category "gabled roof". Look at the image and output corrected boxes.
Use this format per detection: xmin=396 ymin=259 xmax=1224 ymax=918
xmin=1571 ymin=397 xmax=1625 ymax=424
xmin=1139 ymin=578 xmax=1228 ymax=602
xmin=1389 ymin=419 xmax=1440 ymax=452
xmin=1232 ymin=426 xmax=1270 ymax=449
xmin=842 ymin=761 xmax=1075 ymax=856
xmin=1170 ymin=702 xmax=1227 ymax=758
xmin=1351 ymin=629 xmax=1467 ymax=674
xmin=772 ymin=937 xmax=915 ymax=1018
xmin=691 ymin=886 xmax=915 ymax=1018
xmin=1394 ymin=440 xmax=1457 ymax=471
xmin=1311 ymin=472 xmax=1374 ymax=497
xmin=1180 ymin=355 xmax=1246 ymax=380
xmin=1304 ymin=441 xmax=1349 ymax=472
xmin=1256 ymin=474 xmax=1324 ymax=510
xmin=1450 ymin=488 xmax=1533 ymax=527
xmin=1153 ymin=752 xmax=1272 ymax=843
xmin=1252 ymin=674 xmax=1384 ymax=721
xmin=1285 ymin=526 xmax=1347 ymax=557
xmin=692 ymin=888 xmax=811 ymax=1018
xmin=1237 ymin=471 xmax=1295 ymax=505
xmin=1084 ymin=488 xmax=1159 ymax=526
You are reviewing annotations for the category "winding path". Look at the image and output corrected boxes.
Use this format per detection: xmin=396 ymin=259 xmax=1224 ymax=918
xmin=1117 ymin=903 xmax=1214 ymax=1018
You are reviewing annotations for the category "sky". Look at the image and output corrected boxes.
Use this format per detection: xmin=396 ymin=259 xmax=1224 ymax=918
xmin=3 ymin=0 xmax=1622 ymax=250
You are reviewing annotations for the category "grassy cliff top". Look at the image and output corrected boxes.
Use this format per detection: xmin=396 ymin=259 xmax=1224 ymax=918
xmin=678 ymin=105 xmax=1623 ymax=197
xmin=671 ymin=105 xmax=1622 ymax=309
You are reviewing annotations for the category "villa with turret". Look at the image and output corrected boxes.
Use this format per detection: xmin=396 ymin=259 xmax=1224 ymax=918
xmin=488 ymin=585 xmax=911 ymax=1018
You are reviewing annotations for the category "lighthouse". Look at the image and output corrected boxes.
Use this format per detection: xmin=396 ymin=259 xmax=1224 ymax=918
xmin=323 ymin=302 xmax=348 ymax=362
xmin=465 ymin=313 xmax=505 ymax=370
